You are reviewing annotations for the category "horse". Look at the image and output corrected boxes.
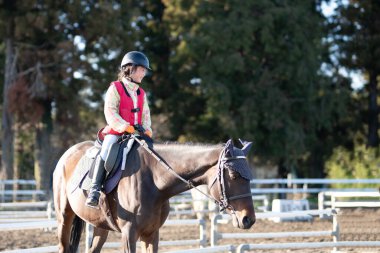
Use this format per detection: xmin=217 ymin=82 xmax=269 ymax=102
xmin=53 ymin=137 xmax=256 ymax=253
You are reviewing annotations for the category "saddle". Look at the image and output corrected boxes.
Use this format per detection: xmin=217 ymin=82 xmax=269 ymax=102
xmin=70 ymin=134 xmax=135 ymax=194
xmin=95 ymin=129 xmax=132 ymax=175
xmin=70 ymin=131 xmax=153 ymax=194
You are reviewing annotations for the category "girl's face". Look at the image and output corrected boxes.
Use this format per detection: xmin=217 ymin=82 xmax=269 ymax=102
xmin=130 ymin=66 xmax=147 ymax=83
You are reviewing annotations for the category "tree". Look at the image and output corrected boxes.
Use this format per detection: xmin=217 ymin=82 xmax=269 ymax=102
xmin=162 ymin=0 xmax=351 ymax=177
xmin=328 ymin=0 xmax=380 ymax=147
xmin=0 ymin=0 xmax=16 ymax=180
xmin=1 ymin=1 xmax=140 ymax=190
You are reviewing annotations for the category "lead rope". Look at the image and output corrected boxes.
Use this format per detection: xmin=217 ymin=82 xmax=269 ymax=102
xmin=131 ymin=135 xmax=222 ymax=206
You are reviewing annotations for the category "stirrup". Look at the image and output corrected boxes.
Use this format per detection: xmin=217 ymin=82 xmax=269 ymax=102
xmin=86 ymin=189 xmax=101 ymax=208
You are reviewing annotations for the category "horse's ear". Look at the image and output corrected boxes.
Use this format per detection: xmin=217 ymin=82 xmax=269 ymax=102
xmin=225 ymin=139 xmax=234 ymax=153
xmin=239 ymin=139 xmax=253 ymax=156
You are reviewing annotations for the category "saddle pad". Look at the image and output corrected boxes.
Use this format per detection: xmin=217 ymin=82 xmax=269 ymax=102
xmin=69 ymin=147 xmax=97 ymax=194
xmin=70 ymin=146 xmax=123 ymax=194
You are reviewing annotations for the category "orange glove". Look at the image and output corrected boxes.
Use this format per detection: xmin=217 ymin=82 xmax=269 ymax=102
xmin=125 ymin=125 xmax=135 ymax=134
xmin=144 ymin=130 xmax=152 ymax=138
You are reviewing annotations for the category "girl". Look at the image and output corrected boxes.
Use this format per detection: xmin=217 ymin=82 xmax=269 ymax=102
xmin=86 ymin=51 xmax=153 ymax=208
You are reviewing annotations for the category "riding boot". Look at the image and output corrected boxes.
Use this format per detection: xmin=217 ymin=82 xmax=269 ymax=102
xmin=86 ymin=156 xmax=106 ymax=208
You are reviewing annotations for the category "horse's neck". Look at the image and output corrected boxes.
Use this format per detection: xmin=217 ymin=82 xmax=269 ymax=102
xmin=151 ymin=144 xmax=221 ymax=197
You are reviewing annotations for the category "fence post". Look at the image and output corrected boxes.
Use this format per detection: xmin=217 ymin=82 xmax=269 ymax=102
xmin=302 ymin=183 xmax=308 ymax=199
xmin=332 ymin=210 xmax=340 ymax=253
xmin=47 ymin=201 xmax=53 ymax=219
xmin=210 ymin=214 xmax=222 ymax=247
xmin=236 ymin=244 xmax=249 ymax=253
xmin=331 ymin=195 xmax=336 ymax=209
xmin=318 ymin=192 xmax=325 ymax=218
xmin=199 ymin=219 xmax=207 ymax=247
xmin=85 ymin=222 xmax=94 ymax=253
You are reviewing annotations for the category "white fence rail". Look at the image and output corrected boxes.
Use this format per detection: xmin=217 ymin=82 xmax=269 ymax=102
xmin=169 ymin=192 xmax=269 ymax=217
xmin=236 ymin=241 xmax=380 ymax=252
xmin=85 ymin=218 xmax=207 ymax=252
xmin=318 ymin=190 xmax=380 ymax=218
xmin=250 ymin=178 xmax=380 ymax=184
xmin=0 ymin=217 xmax=206 ymax=253
xmin=211 ymin=209 xmax=380 ymax=252
xmin=166 ymin=245 xmax=235 ymax=253
xmin=0 ymin=180 xmax=45 ymax=202
xmin=1 ymin=246 xmax=59 ymax=253
xmin=2 ymin=178 xmax=380 ymax=253
xmin=211 ymin=209 xmax=339 ymax=247
xmin=0 ymin=201 xmax=54 ymax=222
xmin=250 ymin=178 xmax=380 ymax=198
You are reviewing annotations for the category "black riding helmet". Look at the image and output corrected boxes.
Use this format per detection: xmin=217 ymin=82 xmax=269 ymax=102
xmin=120 ymin=51 xmax=151 ymax=70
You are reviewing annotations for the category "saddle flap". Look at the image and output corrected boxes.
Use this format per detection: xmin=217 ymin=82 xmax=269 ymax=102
xmin=105 ymin=142 xmax=123 ymax=172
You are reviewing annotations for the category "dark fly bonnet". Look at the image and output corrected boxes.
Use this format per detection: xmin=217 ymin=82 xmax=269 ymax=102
xmin=211 ymin=139 xmax=253 ymax=211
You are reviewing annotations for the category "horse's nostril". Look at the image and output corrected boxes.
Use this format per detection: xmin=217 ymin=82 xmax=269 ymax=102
xmin=242 ymin=216 xmax=255 ymax=228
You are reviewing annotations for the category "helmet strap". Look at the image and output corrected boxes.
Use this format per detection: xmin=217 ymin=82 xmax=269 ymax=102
xmin=125 ymin=76 xmax=141 ymax=84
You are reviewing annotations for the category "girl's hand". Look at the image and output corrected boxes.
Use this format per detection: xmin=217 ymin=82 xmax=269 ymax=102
xmin=144 ymin=130 xmax=152 ymax=138
xmin=125 ymin=125 xmax=135 ymax=134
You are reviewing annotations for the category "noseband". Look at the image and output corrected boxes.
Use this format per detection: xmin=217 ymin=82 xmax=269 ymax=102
xmin=209 ymin=146 xmax=253 ymax=212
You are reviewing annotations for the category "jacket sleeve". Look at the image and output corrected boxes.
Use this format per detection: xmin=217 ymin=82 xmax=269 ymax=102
xmin=141 ymin=93 xmax=152 ymax=134
xmin=104 ymin=84 xmax=131 ymax=133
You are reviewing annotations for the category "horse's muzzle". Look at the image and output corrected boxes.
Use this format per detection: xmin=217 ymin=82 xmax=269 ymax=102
xmin=242 ymin=215 xmax=255 ymax=229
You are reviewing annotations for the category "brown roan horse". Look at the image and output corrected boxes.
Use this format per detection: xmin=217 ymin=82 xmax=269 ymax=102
xmin=53 ymin=137 xmax=256 ymax=253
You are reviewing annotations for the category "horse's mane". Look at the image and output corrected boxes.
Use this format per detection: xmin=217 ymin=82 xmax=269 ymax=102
xmin=154 ymin=141 xmax=223 ymax=150
xmin=150 ymin=141 xmax=223 ymax=159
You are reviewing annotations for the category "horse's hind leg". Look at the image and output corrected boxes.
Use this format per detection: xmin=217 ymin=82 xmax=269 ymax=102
xmin=54 ymin=168 xmax=76 ymax=253
xmin=55 ymin=197 xmax=76 ymax=252
xmin=87 ymin=227 xmax=109 ymax=253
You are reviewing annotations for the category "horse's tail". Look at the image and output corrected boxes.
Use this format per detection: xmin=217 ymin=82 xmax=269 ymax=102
xmin=70 ymin=215 xmax=85 ymax=252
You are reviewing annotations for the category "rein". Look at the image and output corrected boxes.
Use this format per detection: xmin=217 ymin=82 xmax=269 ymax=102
xmin=131 ymin=135 xmax=252 ymax=213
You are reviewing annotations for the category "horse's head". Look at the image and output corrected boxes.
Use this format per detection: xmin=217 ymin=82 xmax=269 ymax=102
xmin=208 ymin=139 xmax=256 ymax=229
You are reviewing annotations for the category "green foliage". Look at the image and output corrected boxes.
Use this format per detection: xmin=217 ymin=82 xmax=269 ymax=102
xmin=2 ymin=0 xmax=376 ymax=180
xmin=325 ymin=142 xmax=380 ymax=188
xmin=161 ymin=0 xmax=352 ymax=176
xmin=328 ymin=0 xmax=380 ymax=146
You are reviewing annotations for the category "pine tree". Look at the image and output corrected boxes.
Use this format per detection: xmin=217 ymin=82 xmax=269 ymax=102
xmin=162 ymin=0 xmax=351 ymax=176
xmin=329 ymin=0 xmax=380 ymax=147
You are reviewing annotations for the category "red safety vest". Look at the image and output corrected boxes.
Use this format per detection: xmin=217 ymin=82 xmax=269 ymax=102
xmin=102 ymin=81 xmax=145 ymax=136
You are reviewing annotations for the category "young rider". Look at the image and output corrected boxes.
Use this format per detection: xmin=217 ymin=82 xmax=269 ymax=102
xmin=86 ymin=51 xmax=153 ymax=208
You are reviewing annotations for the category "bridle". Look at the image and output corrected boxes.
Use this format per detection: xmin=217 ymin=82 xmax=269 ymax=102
xmin=209 ymin=146 xmax=253 ymax=212
xmin=132 ymin=135 xmax=252 ymax=214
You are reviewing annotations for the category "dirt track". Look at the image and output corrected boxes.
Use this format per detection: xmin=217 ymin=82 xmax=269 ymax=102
xmin=1 ymin=208 xmax=380 ymax=252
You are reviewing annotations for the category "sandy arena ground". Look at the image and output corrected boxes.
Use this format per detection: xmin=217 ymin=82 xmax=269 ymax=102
xmin=1 ymin=208 xmax=380 ymax=253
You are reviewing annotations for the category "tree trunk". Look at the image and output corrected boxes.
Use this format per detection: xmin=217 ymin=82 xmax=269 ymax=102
xmin=367 ymin=71 xmax=379 ymax=147
xmin=1 ymin=5 xmax=16 ymax=180
xmin=12 ymin=121 xmax=20 ymax=201
xmin=34 ymin=100 xmax=53 ymax=197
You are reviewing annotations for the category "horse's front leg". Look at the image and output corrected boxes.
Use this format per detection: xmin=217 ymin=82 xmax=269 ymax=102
xmin=121 ymin=223 xmax=138 ymax=253
xmin=140 ymin=231 xmax=159 ymax=253
xmin=87 ymin=226 xmax=109 ymax=253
